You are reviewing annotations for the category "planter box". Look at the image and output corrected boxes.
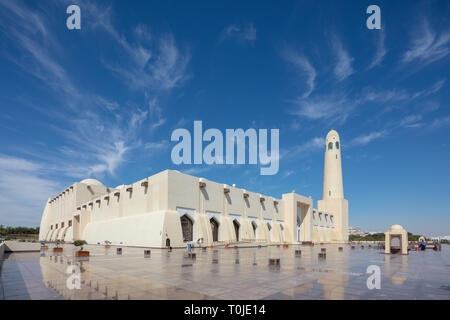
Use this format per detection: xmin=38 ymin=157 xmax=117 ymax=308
xmin=75 ymin=251 xmax=90 ymax=257
xmin=40 ymin=245 xmax=48 ymax=250
xmin=53 ymin=247 xmax=63 ymax=252
xmin=105 ymin=245 xmax=111 ymax=248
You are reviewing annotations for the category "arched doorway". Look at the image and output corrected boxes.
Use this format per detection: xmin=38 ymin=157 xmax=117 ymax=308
xmin=233 ymin=220 xmax=240 ymax=241
xmin=252 ymin=221 xmax=258 ymax=240
xmin=210 ymin=218 xmax=219 ymax=242
xmin=390 ymin=236 xmax=401 ymax=254
xmin=180 ymin=215 xmax=193 ymax=242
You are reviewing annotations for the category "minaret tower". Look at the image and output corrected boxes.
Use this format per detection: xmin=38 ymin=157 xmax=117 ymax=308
xmin=318 ymin=129 xmax=349 ymax=242
xmin=323 ymin=129 xmax=344 ymax=200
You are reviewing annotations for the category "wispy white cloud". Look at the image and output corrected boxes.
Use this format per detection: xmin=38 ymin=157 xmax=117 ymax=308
xmin=348 ymin=130 xmax=387 ymax=147
xmin=283 ymin=170 xmax=294 ymax=178
xmin=0 ymin=155 xmax=61 ymax=226
xmin=368 ymin=29 xmax=387 ymax=69
xmin=332 ymin=37 xmax=354 ymax=81
xmin=0 ymin=1 xmax=188 ymax=227
xmin=402 ymin=20 xmax=450 ymax=65
xmin=148 ymin=97 xmax=167 ymax=130
xmin=281 ymin=137 xmax=324 ymax=161
xmin=398 ymin=114 xmax=423 ymax=128
xmin=0 ymin=0 xmax=80 ymax=102
xmin=221 ymin=23 xmax=256 ymax=44
xmin=431 ymin=116 xmax=450 ymax=128
xmin=83 ymin=1 xmax=191 ymax=91
xmin=290 ymin=93 xmax=354 ymax=124
xmin=183 ymin=166 xmax=213 ymax=175
xmin=282 ymin=50 xmax=316 ymax=98
xmin=144 ymin=140 xmax=170 ymax=150
xmin=361 ymin=79 xmax=445 ymax=104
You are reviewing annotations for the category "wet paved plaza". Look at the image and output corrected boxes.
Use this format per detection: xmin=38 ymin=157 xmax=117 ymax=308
xmin=1 ymin=243 xmax=450 ymax=300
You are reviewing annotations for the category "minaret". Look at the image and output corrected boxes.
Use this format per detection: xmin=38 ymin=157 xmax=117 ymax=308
xmin=318 ymin=129 xmax=348 ymax=242
xmin=323 ymin=129 xmax=343 ymax=200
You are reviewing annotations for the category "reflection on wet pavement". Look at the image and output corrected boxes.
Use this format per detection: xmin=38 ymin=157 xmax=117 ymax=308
xmin=1 ymin=244 xmax=450 ymax=300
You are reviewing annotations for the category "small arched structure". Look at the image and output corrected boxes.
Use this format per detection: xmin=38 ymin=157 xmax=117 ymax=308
xmin=385 ymin=224 xmax=408 ymax=255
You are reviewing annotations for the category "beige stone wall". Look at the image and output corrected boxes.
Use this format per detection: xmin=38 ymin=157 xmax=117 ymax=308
xmin=39 ymin=169 xmax=342 ymax=248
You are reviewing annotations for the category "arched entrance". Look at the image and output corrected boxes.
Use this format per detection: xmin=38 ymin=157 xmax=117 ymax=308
xmin=180 ymin=215 xmax=193 ymax=242
xmin=210 ymin=217 xmax=219 ymax=242
xmin=233 ymin=220 xmax=240 ymax=241
xmin=390 ymin=235 xmax=401 ymax=254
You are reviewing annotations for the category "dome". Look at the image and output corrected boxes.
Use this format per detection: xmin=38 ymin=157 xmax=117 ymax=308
xmin=389 ymin=224 xmax=405 ymax=232
xmin=326 ymin=129 xmax=340 ymax=139
xmin=80 ymin=179 xmax=104 ymax=187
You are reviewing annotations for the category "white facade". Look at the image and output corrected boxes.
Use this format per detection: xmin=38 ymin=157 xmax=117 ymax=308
xmin=39 ymin=130 xmax=349 ymax=247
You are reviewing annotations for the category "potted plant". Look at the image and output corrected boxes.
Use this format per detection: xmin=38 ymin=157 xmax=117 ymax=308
xmin=40 ymin=242 xmax=48 ymax=250
xmin=104 ymin=240 xmax=111 ymax=248
xmin=53 ymin=240 xmax=63 ymax=252
xmin=74 ymin=240 xmax=89 ymax=257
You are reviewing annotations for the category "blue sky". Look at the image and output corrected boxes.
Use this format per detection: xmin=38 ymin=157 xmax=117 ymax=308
xmin=0 ymin=0 xmax=449 ymax=236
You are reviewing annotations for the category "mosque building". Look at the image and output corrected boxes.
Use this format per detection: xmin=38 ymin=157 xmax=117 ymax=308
xmin=39 ymin=130 xmax=349 ymax=247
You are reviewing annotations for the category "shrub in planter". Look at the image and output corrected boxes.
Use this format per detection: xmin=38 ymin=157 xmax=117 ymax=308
xmin=74 ymin=240 xmax=89 ymax=257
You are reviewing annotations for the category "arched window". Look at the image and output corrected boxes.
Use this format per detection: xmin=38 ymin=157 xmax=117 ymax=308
xmin=328 ymin=142 xmax=333 ymax=150
xmin=335 ymin=141 xmax=339 ymax=149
